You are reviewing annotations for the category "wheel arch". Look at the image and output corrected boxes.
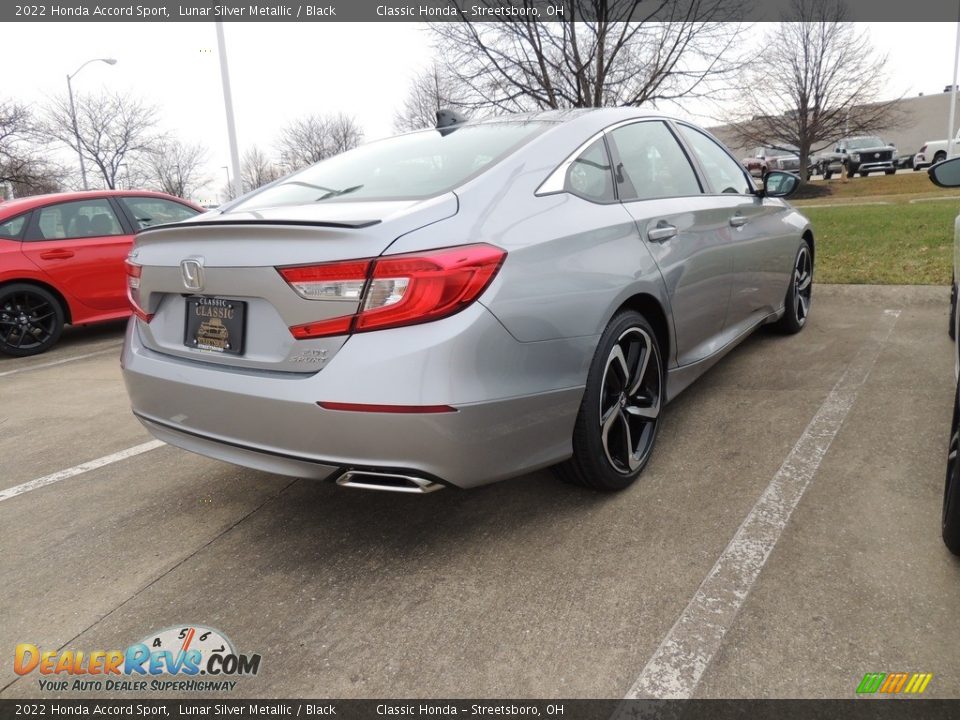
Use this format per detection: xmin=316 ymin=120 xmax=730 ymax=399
xmin=613 ymin=292 xmax=671 ymax=370
xmin=0 ymin=278 xmax=73 ymax=324
xmin=802 ymin=228 xmax=815 ymax=266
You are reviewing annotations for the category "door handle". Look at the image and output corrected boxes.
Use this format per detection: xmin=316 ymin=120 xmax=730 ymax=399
xmin=39 ymin=249 xmax=75 ymax=259
xmin=648 ymin=222 xmax=678 ymax=243
xmin=729 ymin=214 xmax=748 ymax=228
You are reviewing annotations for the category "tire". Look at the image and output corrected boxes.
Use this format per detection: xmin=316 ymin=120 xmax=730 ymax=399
xmin=554 ymin=310 xmax=664 ymax=491
xmin=950 ymin=277 xmax=957 ymax=341
xmin=885 ymin=169 xmax=896 ymax=176
xmin=845 ymin=163 xmax=856 ymax=178
xmin=773 ymin=240 xmax=813 ymax=334
xmin=824 ymin=167 xmax=833 ymax=180
xmin=0 ymin=283 xmax=65 ymax=357
xmin=935 ymin=151 xmax=947 ymax=164
xmin=859 ymin=171 xmax=869 ymax=177
xmin=943 ymin=381 xmax=960 ymax=555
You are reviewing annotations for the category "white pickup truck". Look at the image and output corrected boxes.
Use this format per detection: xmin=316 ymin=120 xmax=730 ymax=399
xmin=914 ymin=131 xmax=960 ymax=169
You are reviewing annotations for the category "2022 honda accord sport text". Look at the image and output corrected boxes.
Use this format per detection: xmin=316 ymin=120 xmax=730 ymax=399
xmin=122 ymin=108 xmax=814 ymax=493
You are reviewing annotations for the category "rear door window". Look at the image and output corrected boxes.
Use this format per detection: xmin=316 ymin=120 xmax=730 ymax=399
xmin=608 ymin=121 xmax=702 ymax=201
xmin=26 ymin=199 xmax=125 ymax=240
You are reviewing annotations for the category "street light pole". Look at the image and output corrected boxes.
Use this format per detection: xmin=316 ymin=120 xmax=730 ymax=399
xmin=221 ymin=165 xmax=231 ymax=202
xmin=216 ymin=22 xmax=242 ymax=200
xmin=66 ymin=57 xmax=117 ymax=191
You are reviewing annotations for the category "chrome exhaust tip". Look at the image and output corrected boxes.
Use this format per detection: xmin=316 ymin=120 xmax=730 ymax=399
xmin=336 ymin=470 xmax=445 ymax=494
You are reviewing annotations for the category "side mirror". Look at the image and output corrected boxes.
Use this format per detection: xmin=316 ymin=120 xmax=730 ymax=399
xmin=929 ymin=156 xmax=960 ymax=186
xmin=763 ymin=171 xmax=800 ymax=198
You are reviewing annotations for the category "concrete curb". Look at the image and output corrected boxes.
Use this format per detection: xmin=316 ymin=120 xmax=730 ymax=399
xmin=814 ymin=283 xmax=948 ymax=306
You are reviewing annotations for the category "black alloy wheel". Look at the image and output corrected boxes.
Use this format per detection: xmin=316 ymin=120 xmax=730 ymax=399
xmin=556 ymin=311 xmax=663 ymax=491
xmin=774 ymin=241 xmax=813 ymax=334
xmin=0 ymin=284 xmax=65 ymax=357
xmin=944 ymin=382 xmax=960 ymax=555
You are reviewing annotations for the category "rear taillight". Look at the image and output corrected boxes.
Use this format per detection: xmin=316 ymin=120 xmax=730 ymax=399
xmin=279 ymin=244 xmax=506 ymax=339
xmin=124 ymin=259 xmax=153 ymax=323
xmin=279 ymin=260 xmax=370 ymax=300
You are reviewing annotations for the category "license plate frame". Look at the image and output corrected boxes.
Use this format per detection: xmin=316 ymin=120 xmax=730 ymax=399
xmin=184 ymin=297 xmax=246 ymax=355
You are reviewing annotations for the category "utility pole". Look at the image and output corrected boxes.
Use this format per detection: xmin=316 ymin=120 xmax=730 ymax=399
xmin=216 ymin=22 xmax=242 ymax=200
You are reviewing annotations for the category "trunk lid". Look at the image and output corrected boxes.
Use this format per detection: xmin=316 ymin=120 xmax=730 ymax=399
xmin=130 ymin=194 xmax=457 ymax=373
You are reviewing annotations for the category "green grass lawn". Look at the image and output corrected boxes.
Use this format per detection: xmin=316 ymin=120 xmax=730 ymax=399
xmin=790 ymin=173 xmax=958 ymax=285
xmin=804 ymin=203 xmax=955 ymax=284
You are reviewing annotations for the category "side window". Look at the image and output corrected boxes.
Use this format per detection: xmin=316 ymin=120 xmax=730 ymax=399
xmin=676 ymin=125 xmax=753 ymax=195
xmin=563 ymin=138 xmax=615 ymax=203
xmin=26 ymin=199 xmax=124 ymax=241
xmin=0 ymin=214 xmax=28 ymax=240
xmin=608 ymin=121 xmax=702 ymax=201
xmin=119 ymin=197 xmax=199 ymax=230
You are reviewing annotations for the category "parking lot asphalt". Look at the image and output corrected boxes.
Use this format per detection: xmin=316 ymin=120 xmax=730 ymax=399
xmin=0 ymin=284 xmax=957 ymax=700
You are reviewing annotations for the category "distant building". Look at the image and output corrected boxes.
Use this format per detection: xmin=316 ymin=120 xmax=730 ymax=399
xmin=709 ymin=91 xmax=960 ymax=159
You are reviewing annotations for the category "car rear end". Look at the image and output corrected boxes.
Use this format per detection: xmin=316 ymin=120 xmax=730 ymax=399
xmin=121 ymin=119 xmax=582 ymax=490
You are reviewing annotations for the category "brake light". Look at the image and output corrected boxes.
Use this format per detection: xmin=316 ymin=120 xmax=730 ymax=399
xmin=124 ymin=259 xmax=153 ymax=323
xmin=280 ymin=244 xmax=506 ymax=339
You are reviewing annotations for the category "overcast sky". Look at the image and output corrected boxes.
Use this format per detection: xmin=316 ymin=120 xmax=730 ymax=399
xmin=6 ymin=22 xmax=960 ymax=203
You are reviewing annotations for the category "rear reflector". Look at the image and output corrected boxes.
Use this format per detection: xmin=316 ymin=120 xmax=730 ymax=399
xmin=124 ymin=259 xmax=153 ymax=323
xmin=278 ymin=244 xmax=506 ymax=339
xmin=317 ymin=402 xmax=457 ymax=414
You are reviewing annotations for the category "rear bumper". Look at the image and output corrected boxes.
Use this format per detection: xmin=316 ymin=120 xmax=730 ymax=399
xmin=121 ymin=309 xmax=588 ymax=489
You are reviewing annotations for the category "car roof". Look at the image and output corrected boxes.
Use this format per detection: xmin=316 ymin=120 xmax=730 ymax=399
xmin=456 ymin=106 xmax=668 ymax=128
xmin=0 ymin=189 xmax=200 ymax=218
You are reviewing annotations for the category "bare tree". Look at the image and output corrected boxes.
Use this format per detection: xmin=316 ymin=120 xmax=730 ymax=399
xmin=724 ymin=0 xmax=903 ymax=181
xmin=276 ymin=113 xmax=364 ymax=171
xmin=394 ymin=64 xmax=467 ymax=132
xmin=46 ymin=89 xmax=159 ymax=190
xmin=0 ymin=100 xmax=66 ymax=196
xmin=241 ymin=145 xmax=283 ymax=193
xmin=429 ymin=1 xmax=747 ymax=114
xmin=146 ymin=138 xmax=209 ymax=199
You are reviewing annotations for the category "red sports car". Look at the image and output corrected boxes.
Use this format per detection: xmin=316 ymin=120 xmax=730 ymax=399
xmin=0 ymin=190 xmax=202 ymax=357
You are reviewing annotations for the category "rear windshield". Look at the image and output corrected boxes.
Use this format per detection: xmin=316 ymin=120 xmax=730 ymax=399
xmin=231 ymin=121 xmax=550 ymax=211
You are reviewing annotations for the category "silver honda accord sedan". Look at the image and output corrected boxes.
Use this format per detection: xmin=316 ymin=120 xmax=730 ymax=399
xmin=121 ymin=108 xmax=813 ymax=493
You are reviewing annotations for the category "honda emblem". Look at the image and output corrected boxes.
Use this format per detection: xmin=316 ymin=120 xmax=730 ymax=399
xmin=180 ymin=257 xmax=205 ymax=292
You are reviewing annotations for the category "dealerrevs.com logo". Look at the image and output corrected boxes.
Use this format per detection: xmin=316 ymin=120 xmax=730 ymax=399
xmin=14 ymin=625 xmax=261 ymax=693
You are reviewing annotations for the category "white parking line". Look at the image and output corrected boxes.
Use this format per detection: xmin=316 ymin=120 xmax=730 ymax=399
xmin=0 ymin=440 xmax=164 ymax=503
xmin=0 ymin=343 xmax=122 ymax=378
xmin=622 ymin=309 xmax=902 ymax=701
